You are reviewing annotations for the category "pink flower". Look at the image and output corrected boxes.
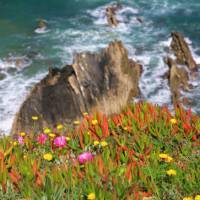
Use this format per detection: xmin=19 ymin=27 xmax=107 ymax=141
xmin=37 ymin=134 xmax=48 ymax=145
xmin=54 ymin=136 xmax=66 ymax=148
xmin=78 ymin=152 xmax=94 ymax=164
xmin=18 ymin=136 xmax=24 ymax=145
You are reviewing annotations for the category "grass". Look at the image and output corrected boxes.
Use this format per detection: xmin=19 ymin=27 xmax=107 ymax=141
xmin=0 ymin=102 xmax=199 ymax=200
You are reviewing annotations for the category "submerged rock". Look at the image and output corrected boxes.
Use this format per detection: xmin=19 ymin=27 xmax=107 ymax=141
xmin=105 ymin=3 xmax=121 ymax=27
xmin=11 ymin=41 xmax=142 ymax=134
xmin=171 ymin=32 xmax=198 ymax=71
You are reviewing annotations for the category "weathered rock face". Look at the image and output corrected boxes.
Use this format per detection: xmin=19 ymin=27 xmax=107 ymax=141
xmin=171 ymin=32 xmax=198 ymax=70
xmin=11 ymin=41 xmax=142 ymax=134
xmin=164 ymin=57 xmax=189 ymax=104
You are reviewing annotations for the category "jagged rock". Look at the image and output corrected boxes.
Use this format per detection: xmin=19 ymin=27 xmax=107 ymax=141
xmin=11 ymin=41 xmax=142 ymax=134
xmin=171 ymin=32 xmax=198 ymax=70
xmin=105 ymin=3 xmax=121 ymax=27
xmin=164 ymin=57 xmax=190 ymax=104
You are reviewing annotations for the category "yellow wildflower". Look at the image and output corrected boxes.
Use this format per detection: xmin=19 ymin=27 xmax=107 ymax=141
xmin=20 ymin=132 xmax=26 ymax=137
xmin=74 ymin=120 xmax=80 ymax=125
xmin=101 ymin=141 xmax=108 ymax=147
xmin=49 ymin=133 xmax=56 ymax=138
xmin=166 ymin=169 xmax=176 ymax=176
xmin=159 ymin=154 xmax=168 ymax=159
xmin=123 ymin=127 xmax=128 ymax=131
xmin=170 ymin=118 xmax=177 ymax=124
xmin=91 ymin=119 xmax=98 ymax=126
xmin=183 ymin=197 xmax=193 ymax=200
xmin=44 ymin=128 xmax=51 ymax=134
xmin=66 ymin=137 xmax=71 ymax=141
xmin=87 ymin=193 xmax=95 ymax=200
xmin=43 ymin=153 xmax=53 ymax=161
xmin=94 ymin=140 xmax=100 ymax=146
xmin=166 ymin=156 xmax=173 ymax=162
xmin=57 ymin=124 xmax=63 ymax=130
xmin=32 ymin=116 xmax=39 ymax=121
xmin=159 ymin=154 xmax=173 ymax=162
xmin=13 ymin=141 xmax=17 ymax=146
xmin=195 ymin=195 xmax=200 ymax=200
xmin=86 ymin=131 xmax=91 ymax=135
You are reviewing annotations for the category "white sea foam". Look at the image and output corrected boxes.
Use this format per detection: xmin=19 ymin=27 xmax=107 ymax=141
xmin=0 ymin=72 xmax=45 ymax=135
xmin=0 ymin=56 xmax=32 ymax=70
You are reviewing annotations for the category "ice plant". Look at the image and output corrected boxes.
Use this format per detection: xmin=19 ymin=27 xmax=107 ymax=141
xmin=54 ymin=136 xmax=66 ymax=148
xmin=37 ymin=134 xmax=48 ymax=145
xmin=32 ymin=116 xmax=39 ymax=121
xmin=87 ymin=192 xmax=95 ymax=200
xmin=43 ymin=153 xmax=53 ymax=161
xmin=166 ymin=169 xmax=176 ymax=176
xmin=18 ymin=136 xmax=24 ymax=145
xmin=78 ymin=152 xmax=94 ymax=164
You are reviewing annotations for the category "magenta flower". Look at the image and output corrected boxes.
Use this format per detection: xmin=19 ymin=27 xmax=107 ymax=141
xmin=37 ymin=134 xmax=48 ymax=145
xmin=54 ymin=136 xmax=66 ymax=148
xmin=78 ymin=152 xmax=94 ymax=164
xmin=18 ymin=136 xmax=24 ymax=145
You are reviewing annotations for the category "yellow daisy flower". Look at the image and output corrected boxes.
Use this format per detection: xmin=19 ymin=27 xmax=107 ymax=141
xmin=66 ymin=137 xmax=71 ymax=141
xmin=195 ymin=195 xmax=200 ymax=200
xmin=94 ymin=141 xmax=100 ymax=146
xmin=49 ymin=133 xmax=56 ymax=138
xmin=20 ymin=132 xmax=26 ymax=137
xmin=74 ymin=120 xmax=80 ymax=125
xmin=101 ymin=141 xmax=108 ymax=147
xmin=44 ymin=128 xmax=51 ymax=134
xmin=57 ymin=124 xmax=64 ymax=130
xmin=87 ymin=193 xmax=95 ymax=200
xmin=170 ymin=118 xmax=177 ymax=124
xmin=183 ymin=197 xmax=193 ymax=200
xmin=43 ymin=153 xmax=53 ymax=161
xmin=91 ymin=119 xmax=98 ymax=126
xmin=166 ymin=169 xmax=176 ymax=176
xmin=32 ymin=116 xmax=39 ymax=121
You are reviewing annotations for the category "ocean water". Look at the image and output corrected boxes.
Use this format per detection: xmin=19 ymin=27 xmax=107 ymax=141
xmin=0 ymin=0 xmax=200 ymax=134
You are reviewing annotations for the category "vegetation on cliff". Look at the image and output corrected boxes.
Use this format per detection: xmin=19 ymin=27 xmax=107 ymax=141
xmin=0 ymin=102 xmax=199 ymax=200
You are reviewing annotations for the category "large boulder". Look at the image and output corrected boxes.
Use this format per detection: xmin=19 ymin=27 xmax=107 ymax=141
xmin=11 ymin=41 xmax=142 ymax=134
xmin=171 ymin=32 xmax=198 ymax=71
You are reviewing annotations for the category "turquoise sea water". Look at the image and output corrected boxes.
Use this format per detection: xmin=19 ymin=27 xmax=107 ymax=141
xmin=0 ymin=0 xmax=200 ymax=134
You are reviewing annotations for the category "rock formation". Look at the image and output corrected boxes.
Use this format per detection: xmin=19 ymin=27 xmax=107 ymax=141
xmin=165 ymin=32 xmax=198 ymax=104
xmin=11 ymin=41 xmax=142 ymax=134
xmin=106 ymin=3 xmax=121 ymax=27
xmin=171 ymin=32 xmax=198 ymax=71
xmin=164 ymin=57 xmax=190 ymax=104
